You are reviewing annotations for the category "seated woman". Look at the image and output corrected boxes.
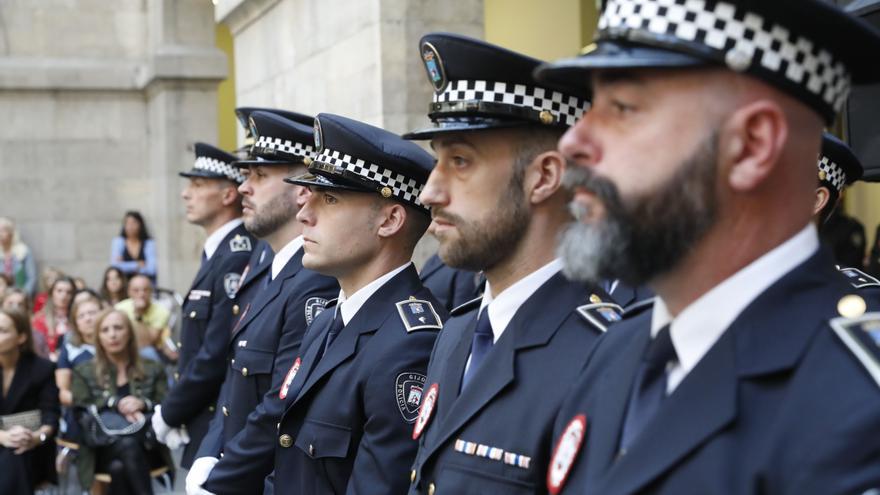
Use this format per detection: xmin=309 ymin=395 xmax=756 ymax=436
xmin=71 ymin=309 xmax=170 ymax=495
xmin=0 ymin=218 xmax=37 ymax=298
xmin=0 ymin=308 xmax=60 ymax=495
xmin=32 ymin=275 xmax=75 ymax=361
xmin=56 ymin=295 xmax=101 ymax=442
xmin=100 ymin=267 xmax=128 ymax=306
xmin=1 ymin=289 xmax=48 ymax=357
xmin=110 ymin=211 xmax=157 ymax=284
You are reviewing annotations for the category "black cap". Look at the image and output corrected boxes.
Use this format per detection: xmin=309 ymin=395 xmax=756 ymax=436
xmin=234 ymin=107 xmax=314 ymax=146
xmin=286 ymin=113 xmax=435 ymax=213
xmin=179 ymin=143 xmax=244 ymax=184
xmin=235 ymin=111 xmax=317 ymax=168
xmin=403 ymin=32 xmax=591 ymax=140
xmin=819 ymin=132 xmax=863 ymax=192
xmin=535 ymin=0 xmax=880 ymax=124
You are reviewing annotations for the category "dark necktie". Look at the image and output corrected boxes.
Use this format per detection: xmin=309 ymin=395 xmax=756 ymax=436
xmin=320 ymin=313 xmax=345 ymax=360
xmin=461 ymin=309 xmax=493 ymax=390
xmin=201 ymin=250 xmax=208 ymax=267
xmin=618 ymin=325 xmax=677 ymax=453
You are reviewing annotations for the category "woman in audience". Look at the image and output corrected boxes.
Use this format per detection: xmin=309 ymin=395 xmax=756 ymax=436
xmin=0 ymin=218 xmax=37 ymax=298
xmin=56 ymin=294 xmax=101 ymax=445
xmin=32 ymin=266 xmax=62 ymax=314
xmin=1 ymin=289 xmax=48 ymax=357
xmin=110 ymin=211 xmax=157 ymax=283
xmin=71 ymin=309 xmax=169 ymax=495
xmin=100 ymin=267 xmax=128 ymax=306
xmin=32 ymin=276 xmax=75 ymax=361
xmin=0 ymin=308 xmax=60 ymax=495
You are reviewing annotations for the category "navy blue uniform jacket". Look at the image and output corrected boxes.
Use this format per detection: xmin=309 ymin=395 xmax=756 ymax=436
xmin=409 ymin=272 xmax=617 ymax=495
xmin=419 ymin=254 xmax=480 ymax=312
xmin=161 ymin=223 xmax=255 ymax=467
xmin=549 ymin=249 xmax=880 ymax=495
xmin=267 ymin=265 xmax=447 ymax=495
xmin=200 ymin=248 xmax=337 ymax=495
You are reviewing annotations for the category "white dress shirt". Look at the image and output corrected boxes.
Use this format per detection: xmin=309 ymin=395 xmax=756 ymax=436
xmin=336 ymin=263 xmax=412 ymax=325
xmin=203 ymin=218 xmax=244 ymax=260
xmin=651 ymin=223 xmax=819 ymax=393
xmin=270 ymin=236 xmax=304 ymax=281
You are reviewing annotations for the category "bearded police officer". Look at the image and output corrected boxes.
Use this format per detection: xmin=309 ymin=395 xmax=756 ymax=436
xmin=402 ymin=33 xmax=620 ymax=495
xmin=186 ymin=111 xmax=338 ymax=495
xmin=152 ymin=144 xmax=256 ymax=468
xmin=536 ymin=0 xmax=880 ymax=493
xmin=265 ymin=113 xmax=447 ymax=495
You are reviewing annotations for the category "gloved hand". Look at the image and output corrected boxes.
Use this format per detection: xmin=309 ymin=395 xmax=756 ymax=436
xmin=151 ymin=405 xmax=172 ymax=443
xmin=186 ymin=456 xmax=219 ymax=495
xmin=164 ymin=427 xmax=190 ymax=450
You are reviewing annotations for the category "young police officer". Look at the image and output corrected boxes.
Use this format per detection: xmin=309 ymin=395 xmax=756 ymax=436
xmin=266 ymin=113 xmax=447 ymax=495
xmin=538 ymin=1 xmax=880 ymax=493
xmin=186 ymin=111 xmax=338 ymax=495
xmin=403 ymin=33 xmax=619 ymax=495
xmin=152 ymin=144 xmax=256 ymax=468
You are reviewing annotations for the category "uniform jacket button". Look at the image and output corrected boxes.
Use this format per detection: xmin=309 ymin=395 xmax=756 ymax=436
xmin=242 ymin=367 xmax=248 ymax=377
xmin=174 ymin=372 xmax=180 ymax=380
xmin=428 ymin=482 xmax=435 ymax=495
xmin=232 ymin=304 xmax=240 ymax=315
xmin=279 ymin=434 xmax=293 ymax=448
xmin=309 ymin=444 xmax=315 ymax=456
xmin=208 ymin=405 xmax=215 ymax=412
xmin=222 ymin=406 xmax=229 ymax=417
xmin=231 ymin=358 xmax=235 ymax=365
xmin=410 ymin=470 xmax=416 ymax=483
xmin=189 ymin=311 xmax=197 ymax=318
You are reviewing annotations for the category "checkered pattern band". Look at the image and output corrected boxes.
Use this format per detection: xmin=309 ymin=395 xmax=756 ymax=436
xmin=194 ymin=156 xmax=245 ymax=184
xmin=434 ymin=80 xmax=588 ymax=126
xmin=597 ymin=0 xmax=851 ymax=116
xmin=818 ymin=155 xmax=846 ymax=191
xmin=314 ymin=148 xmax=424 ymax=207
xmin=254 ymin=135 xmax=315 ymax=161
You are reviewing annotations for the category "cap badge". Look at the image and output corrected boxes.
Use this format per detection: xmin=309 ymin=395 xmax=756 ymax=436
xmin=381 ymin=186 xmax=393 ymax=198
xmin=539 ymin=111 xmax=555 ymax=125
xmin=421 ymin=42 xmax=447 ymax=93
xmin=724 ymin=48 xmax=752 ymax=73
xmin=313 ymin=118 xmax=324 ymax=153
xmin=248 ymin=116 xmax=260 ymax=141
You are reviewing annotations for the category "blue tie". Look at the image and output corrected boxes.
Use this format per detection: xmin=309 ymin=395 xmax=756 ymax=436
xmin=461 ymin=309 xmax=493 ymax=390
xmin=618 ymin=325 xmax=676 ymax=453
xmin=201 ymin=250 xmax=208 ymax=267
xmin=320 ymin=314 xmax=345 ymax=360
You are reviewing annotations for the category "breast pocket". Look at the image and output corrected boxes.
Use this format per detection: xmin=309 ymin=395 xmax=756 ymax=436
xmin=294 ymin=419 xmax=352 ymax=460
xmin=437 ymin=463 xmax=536 ymax=495
xmin=184 ymin=297 xmax=212 ymax=322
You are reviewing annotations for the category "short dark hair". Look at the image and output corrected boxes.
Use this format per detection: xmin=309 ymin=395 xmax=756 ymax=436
xmin=0 ymin=308 xmax=34 ymax=355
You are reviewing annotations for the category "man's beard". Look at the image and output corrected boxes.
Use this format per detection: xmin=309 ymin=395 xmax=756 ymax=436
xmin=557 ymin=133 xmax=719 ymax=286
xmin=434 ymin=172 xmax=531 ymax=272
xmin=244 ymin=192 xmax=298 ymax=239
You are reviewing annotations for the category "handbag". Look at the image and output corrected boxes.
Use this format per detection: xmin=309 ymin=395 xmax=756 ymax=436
xmin=0 ymin=409 xmax=41 ymax=431
xmin=78 ymin=404 xmax=148 ymax=448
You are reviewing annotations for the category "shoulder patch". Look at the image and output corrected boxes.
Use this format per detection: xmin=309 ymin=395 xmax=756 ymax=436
xmin=450 ymin=296 xmax=482 ymax=317
xmin=396 ymin=298 xmax=443 ymax=332
xmin=223 ymin=272 xmax=242 ymax=299
xmin=830 ymin=313 xmax=880 ymax=388
xmin=838 ymin=266 xmax=880 ymax=289
xmin=229 ymin=234 xmax=253 ymax=253
xmin=395 ymin=372 xmax=427 ymax=423
xmin=304 ymin=297 xmax=329 ymax=325
xmin=576 ymin=302 xmax=623 ymax=333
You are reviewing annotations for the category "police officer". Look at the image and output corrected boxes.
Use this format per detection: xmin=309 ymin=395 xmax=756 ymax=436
xmin=151 ymin=143 xmax=256 ymax=468
xmin=536 ymin=1 xmax=880 ymax=493
xmin=419 ymin=253 xmax=481 ymax=312
xmin=266 ymin=113 xmax=447 ymax=495
xmin=402 ymin=33 xmax=619 ymax=495
xmin=186 ymin=111 xmax=339 ymax=495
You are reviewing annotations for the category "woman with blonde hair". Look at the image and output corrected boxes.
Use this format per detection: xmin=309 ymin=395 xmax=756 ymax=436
xmin=71 ymin=309 xmax=170 ymax=494
xmin=0 ymin=218 xmax=36 ymax=297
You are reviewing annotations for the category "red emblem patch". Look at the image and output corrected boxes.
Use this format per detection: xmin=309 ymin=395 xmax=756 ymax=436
xmin=279 ymin=357 xmax=301 ymax=400
xmin=547 ymin=414 xmax=587 ymax=495
xmin=412 ymin=383 xmax=438 ymax=440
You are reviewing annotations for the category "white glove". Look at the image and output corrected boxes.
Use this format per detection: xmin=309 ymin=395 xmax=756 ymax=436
xmin=151 ymin=406 xmax=172 ymax=443
xmin=186 ymin=457 xmax=219 ymax=495
xmin=164 ymin=427 xmax=191 ymax=450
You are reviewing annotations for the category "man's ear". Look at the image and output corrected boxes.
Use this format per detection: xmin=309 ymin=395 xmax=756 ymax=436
xmin=376 ymin=202 xmax=407 ymax=239
xmin=813 ymin=186 xmax=832 ymax=217
xmin=524 ymin=150 xmax=565 ymax=205
xmin=721 ymin=99 xmax=788 ymax=192
xmin=221 ymin=183 xmax=241 ymax=207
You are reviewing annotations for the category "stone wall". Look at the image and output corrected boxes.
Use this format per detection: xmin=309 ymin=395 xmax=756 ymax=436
xmin=0 ymin=0 xmax=226 ymax=293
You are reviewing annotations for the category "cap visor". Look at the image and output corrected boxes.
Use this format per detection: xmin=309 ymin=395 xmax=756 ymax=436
xmin=234 ymin=158 xmax=298 ymax=168
xmin=178 ymin=170 xmax=230 ymax=180
xmin=284 ymin=171 xmax=365 ymax=192
xmin=403 ymin=120 xmax=530 ymax=140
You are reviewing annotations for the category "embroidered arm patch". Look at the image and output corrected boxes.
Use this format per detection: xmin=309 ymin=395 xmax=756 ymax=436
xmin=223 ymin=273 xmax=242 ymax=299
xmin=395 ymin=372 xmax=427 ymax=423
xmin=830 ymin=313 xmax=880 ymax=388
xmin=304 ymin=297 xmax=329 ymax=325
xmin=396 ymin=298 xmax=442 ymax=332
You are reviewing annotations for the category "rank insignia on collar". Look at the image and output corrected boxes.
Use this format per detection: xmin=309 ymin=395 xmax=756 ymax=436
xmin=412 ymin=383 xmax=438 ymax=440
xmin=230 ymin=234 xmax=252 ymax=253
xmin=576 ymin=302 xmax=624 ymax=333
xmin=305 ymin=297 xmax=329 ymax=325
xmin=830 ymin=313 xmax=880 ymax=388
xmin=395 ymin=372 xmax=427 ymax=423
xmin=396 ymin=298 xmax=442 ymax=332
xmin=547 ymin=414 xmax=588 ymax=495
xmin=223 ymin=272 xmax=242 ymax=299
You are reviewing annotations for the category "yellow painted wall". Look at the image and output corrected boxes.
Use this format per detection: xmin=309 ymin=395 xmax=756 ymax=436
xmin=216 ymin=24 xmax=237 ymax=152
xmin=484 ymin=0 xmax=598 ymax=61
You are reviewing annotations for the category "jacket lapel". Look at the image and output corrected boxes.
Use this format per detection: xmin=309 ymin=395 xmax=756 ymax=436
xmin=231 ymin=250 xmax=304 ymax=340
xmin=189 ymin=224 xmax=249 ymax=290
xmin=435 ymin=313 xmax=478 ymax=422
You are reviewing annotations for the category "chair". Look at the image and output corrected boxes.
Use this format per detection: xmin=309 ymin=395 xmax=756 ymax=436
xmin=54 ymin=438 xmax=174 ymax=494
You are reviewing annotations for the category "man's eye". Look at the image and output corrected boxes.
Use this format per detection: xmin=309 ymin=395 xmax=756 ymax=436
xmin=323 ymin=194 xmax=338 ymax=205
xmin=612 ymin=100 xmax=635 ymax=115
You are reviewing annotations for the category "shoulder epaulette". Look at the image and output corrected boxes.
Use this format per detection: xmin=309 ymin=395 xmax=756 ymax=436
xmin=576 ymin=293 xmax=624 ymax=332
xmin=396 ymin=297 xmax=443 ymax=332
xmin=838 ymin=266 xmax=880 ymax=290
xmin=450 ymin=296 xmax=483 ymax=317
xmin=830 ymin=312 xmax=880 ymax=388
xmin=622 ymin=297 xmax=656 ymax=317
xmin=229 ymin=234 xmax=253 ymax=253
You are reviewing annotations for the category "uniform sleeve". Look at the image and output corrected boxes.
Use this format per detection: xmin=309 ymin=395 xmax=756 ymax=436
xmin=195 ymin=401 xmax=226 ymax=459
xmin=160 ymin=252 xmax=250 ymax=426
xmin=345 ymin=330 xmax=438 ymax=495
xmin=204 ymin=275 xmax=338 ymax=494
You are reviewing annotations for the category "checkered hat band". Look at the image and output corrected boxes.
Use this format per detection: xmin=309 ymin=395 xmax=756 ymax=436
xmin=194 ymin=156 xmax=245 ymax=184
xmin=598 ymin=0 xmax=851 ymax=114
xmin=254 ymin=135 xmax=315 ymax=160
xmin=314 ymin=148 xmax=424 ymax=207
xmin=434 ymin=80 xmax=587 ymax=126
xmin=818 ymin=155 xmax=846 ymax=191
